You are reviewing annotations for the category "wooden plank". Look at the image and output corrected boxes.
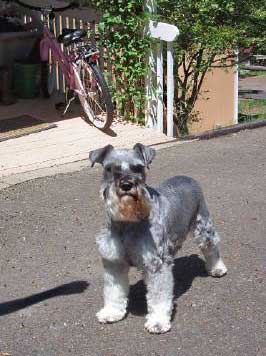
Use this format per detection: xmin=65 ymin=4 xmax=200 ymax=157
xmin=62 ymin=15 xmax=69 ymax=93
xmin=90 ymin=21 xmax=96 ymax=46
xmin=167 ymin=41 xmax=174 ymax=137
xmin=55 ymin=14 xmax=64 ymax=93
xmin=157 ymin=42 xmax=163 ymax=132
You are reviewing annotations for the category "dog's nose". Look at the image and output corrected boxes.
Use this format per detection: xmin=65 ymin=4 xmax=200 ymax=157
xmin=120 ymin=180 xmax=134 ymax=192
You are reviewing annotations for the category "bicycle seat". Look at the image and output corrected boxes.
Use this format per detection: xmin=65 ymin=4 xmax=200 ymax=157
xmin=58 ymin=28 xmax=87 ymax=46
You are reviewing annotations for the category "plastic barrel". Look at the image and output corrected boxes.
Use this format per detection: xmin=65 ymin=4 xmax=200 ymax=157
xmin=13 ymin=62 xmax=40 ymax=99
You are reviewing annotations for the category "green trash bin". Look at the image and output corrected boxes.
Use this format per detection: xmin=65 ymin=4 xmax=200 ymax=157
xmin=13 ymin=61 xmax=40 ymax=99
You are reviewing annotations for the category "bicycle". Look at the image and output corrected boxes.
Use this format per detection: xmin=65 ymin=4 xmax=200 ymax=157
xmin=11 ymin=0 xmax=114 ymax=130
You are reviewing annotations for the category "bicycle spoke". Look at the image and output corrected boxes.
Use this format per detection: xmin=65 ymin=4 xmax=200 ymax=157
xmin=82 ymin=66 xmax=107 ymax=124
xmin=77 ymin=61 xmax=113 ymax=129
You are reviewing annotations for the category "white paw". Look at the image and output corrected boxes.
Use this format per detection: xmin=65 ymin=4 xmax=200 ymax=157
xmin=96 ymin=307 xmax=126 ymax=324
xmin=208 ymin=259 xmax=227 ymax=277
xmin=144 ymin=315 xmax=171 ymax=334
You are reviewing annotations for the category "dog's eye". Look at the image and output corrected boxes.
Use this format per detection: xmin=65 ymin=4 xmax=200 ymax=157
xmin=131 ymin=164 xmax=144 ymax=174
xmin=105 ymin=165 xmax=112 ymax=173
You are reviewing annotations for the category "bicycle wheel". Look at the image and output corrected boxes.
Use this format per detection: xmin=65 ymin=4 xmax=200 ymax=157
xmin=77 ymin=61 xmax=113 ymax=130
xmin=41 ymin=61 xmax=56 ymax=98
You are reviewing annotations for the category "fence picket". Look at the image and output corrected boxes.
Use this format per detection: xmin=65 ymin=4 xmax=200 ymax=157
xmin=157 ymin=43 xmax=164 ymax=132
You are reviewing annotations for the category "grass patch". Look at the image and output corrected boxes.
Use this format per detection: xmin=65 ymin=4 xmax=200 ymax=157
xmin=239 ymin=69 xmax=266 ymax=78
xmin=238 ymin=99 xmax=266 ymax=123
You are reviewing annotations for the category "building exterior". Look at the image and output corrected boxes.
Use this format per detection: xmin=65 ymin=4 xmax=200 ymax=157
xmin=190 ymin=66 xmax=238 ymax=134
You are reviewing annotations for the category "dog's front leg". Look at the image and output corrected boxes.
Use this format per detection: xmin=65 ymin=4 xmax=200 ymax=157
xmin=96 ymin=260 xmax=129 ymax=324
xmin=144 ymin=262 xmax=173 ymax=334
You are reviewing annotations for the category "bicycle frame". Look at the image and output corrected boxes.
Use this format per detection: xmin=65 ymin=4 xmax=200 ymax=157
xmin=38 ymin=17 xmax=101 ymax=121
xmin=40 ymin=23 xmax=77 ymax=91
xmin=10 ymin=0 xmax=113 ymax=128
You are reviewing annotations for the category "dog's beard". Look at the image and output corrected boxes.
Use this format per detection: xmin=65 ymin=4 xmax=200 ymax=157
xmin=102 ymin=183 xmax=151 ymax=222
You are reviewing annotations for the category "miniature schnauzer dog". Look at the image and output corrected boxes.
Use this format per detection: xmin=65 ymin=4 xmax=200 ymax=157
xmin=89 ymin=143 xmax=227 ymax=334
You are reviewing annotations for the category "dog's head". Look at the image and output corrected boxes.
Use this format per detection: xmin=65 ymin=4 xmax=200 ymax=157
xmin=89 ymin=143 xmax=156 ymax=222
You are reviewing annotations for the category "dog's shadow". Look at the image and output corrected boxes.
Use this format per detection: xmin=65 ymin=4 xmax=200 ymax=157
xmin=128 ymin=254 xmax=208 ymax=316
xmin=0 ymin=281 xmax=89 ymax=317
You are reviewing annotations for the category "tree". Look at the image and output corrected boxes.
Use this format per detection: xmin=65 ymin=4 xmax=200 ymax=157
xmin=158 ymin=0 xmax=266 ymax=134
xmin=81 ymin=0 xmax=265 ymax=132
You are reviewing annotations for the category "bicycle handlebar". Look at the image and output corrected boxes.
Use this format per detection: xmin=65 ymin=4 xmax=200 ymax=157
xmin=9 ymin=0 xmax=79 ymax=12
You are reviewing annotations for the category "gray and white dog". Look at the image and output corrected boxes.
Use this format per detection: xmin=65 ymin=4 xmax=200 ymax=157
xmin=89 ymin=143 xmax=227 ymax=334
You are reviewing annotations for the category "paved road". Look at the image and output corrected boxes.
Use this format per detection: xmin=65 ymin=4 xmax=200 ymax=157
xmin=0 ymin=128 xmax=265 ymax=356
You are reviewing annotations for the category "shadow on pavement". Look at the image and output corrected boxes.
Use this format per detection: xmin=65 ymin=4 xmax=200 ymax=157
xmin=0 ymin=280 xmax=89 ymax=317
xmin=128 ymin=254 xmax=208 ymax=316
xmin=100 ymin=126 xmax=117 ymax=137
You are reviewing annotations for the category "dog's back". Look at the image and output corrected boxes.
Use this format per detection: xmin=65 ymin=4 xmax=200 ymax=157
xmin=158 ymin=175 xmax=204 ymax=208
xmin=156 ymin=176 xmax=209 ymax=241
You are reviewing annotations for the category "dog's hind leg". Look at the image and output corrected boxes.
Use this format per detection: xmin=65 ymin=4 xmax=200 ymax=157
xmin=96 ymin=260 xmax=129 ymax=323
xmin=193 ymin=201 xmax=227 ymax=277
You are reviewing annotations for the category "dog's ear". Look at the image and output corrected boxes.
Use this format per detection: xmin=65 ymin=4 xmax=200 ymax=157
xmin=89 ymin=145 xmax=114 ymax=167
xmin=133 ymin=143 xmax=156 ymax=168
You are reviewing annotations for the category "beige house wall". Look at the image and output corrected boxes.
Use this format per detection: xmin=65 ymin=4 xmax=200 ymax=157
xmin=189 ymin=66 xmax=237 ymax=134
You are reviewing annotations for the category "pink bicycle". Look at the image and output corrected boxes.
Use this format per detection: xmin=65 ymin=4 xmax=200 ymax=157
xmin=13 ymin=0 xmax=114 ymax=130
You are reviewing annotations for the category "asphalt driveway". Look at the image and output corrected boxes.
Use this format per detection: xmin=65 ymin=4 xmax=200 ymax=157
xmin=0 ymin=127 xmax=265 ymax=356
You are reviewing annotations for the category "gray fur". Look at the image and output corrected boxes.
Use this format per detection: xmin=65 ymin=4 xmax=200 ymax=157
xmin=89 ymin=144 xmax=227 ymax=333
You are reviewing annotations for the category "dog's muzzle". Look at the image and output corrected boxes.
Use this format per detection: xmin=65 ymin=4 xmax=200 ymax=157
xmin=118 ymin=178 xmax=138 ymax=199
xmin=106 ymin=180 xmax=151 ymax=222
xmin=119 ymin=178 xmax=134 ymax=192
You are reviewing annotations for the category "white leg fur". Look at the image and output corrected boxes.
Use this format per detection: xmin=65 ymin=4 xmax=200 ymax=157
xmin=97 ymin=261 xmax=129 ymax=323
xmin=200 ymin=243 xmax=227 ymax=277
xmin=194 ymin=214 xmax=227 ymax=277
xmin=204 ymin=251 xmax=227 ymax=277
xmin=144 ymin=263 xmax=173 ymax=334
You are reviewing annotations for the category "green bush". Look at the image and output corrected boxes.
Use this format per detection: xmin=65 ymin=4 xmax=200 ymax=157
xmin=84 ymin=0 xmax=150 ymax=122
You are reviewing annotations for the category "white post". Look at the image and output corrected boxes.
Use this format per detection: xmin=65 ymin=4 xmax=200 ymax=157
xmin=233 ymin=50 xmax=239 ymax=124
xmin=167 ymin=41 xmax=174 ymax=137
xmin=145 ymin=44 xmax=157 ymax=128
xmin=157 ymin=42 xmax=164 ymax=132
xmin=144 ymin=3 xmax=179 ymax=136
xmin=144 ymin=0 xmax=157 ymax=129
